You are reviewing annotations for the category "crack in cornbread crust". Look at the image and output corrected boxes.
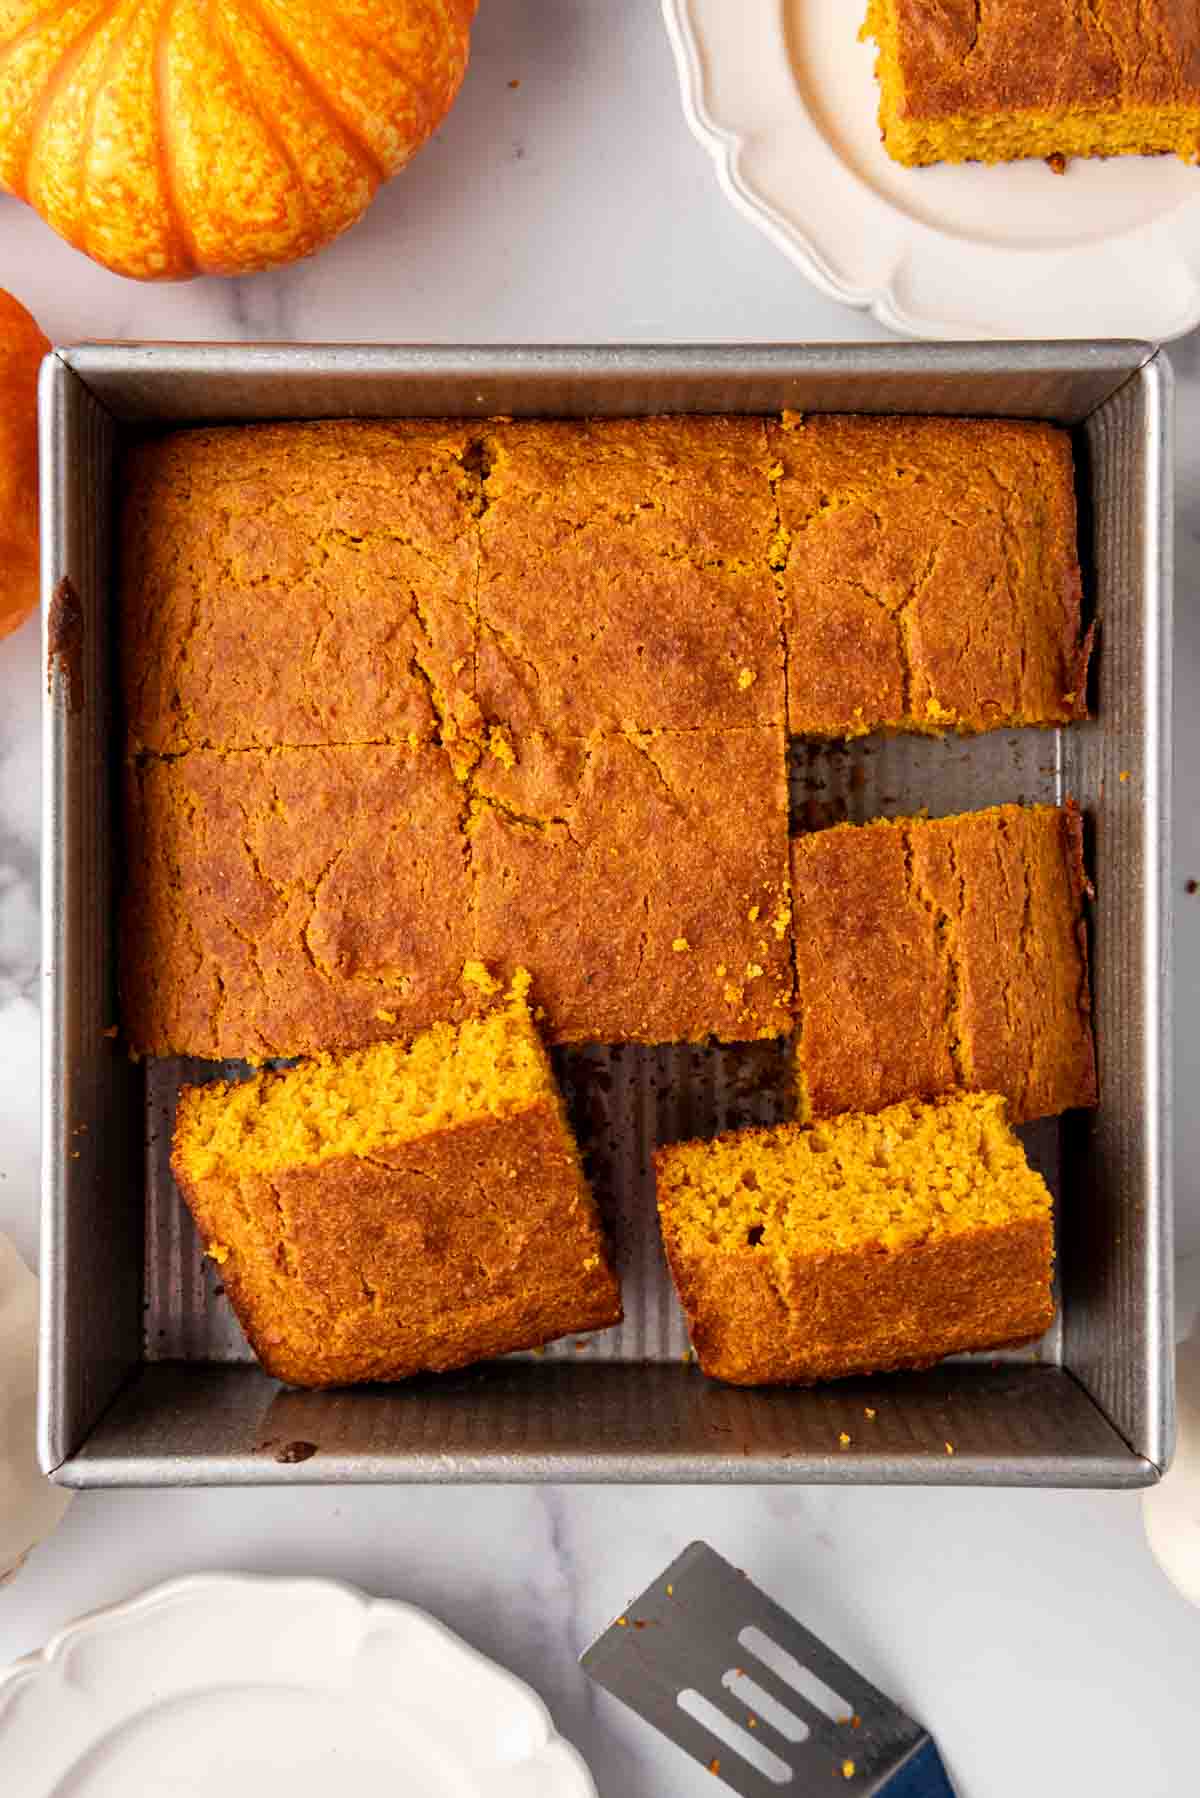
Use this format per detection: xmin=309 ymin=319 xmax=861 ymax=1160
xmin=123 ymin=744 xmax=475 ymax=1060
xmin=124 ymin=727 xmax=795 ymax=1058
xmin=122 ymin=413 xmax=1089 ymax=756
xmin=475 ymin=418 xmax=786 ymax=735
xmin=655 ymin=1092 xmax=1055 ymax=1386
xmin=121 ymin=415 xmax=1090 ymax=1062
xmin=120 ymin=421 xmax=482 ymax=759
xmin=470 ymin=727 xmax=795 ymax=1044
xmin=769 ymin=415 xmax=1091 ymax=737
xmin=173 ymin=995 xmax=621 ymax=1387
xmin=791 ymin=804 xmax=1097 ymax=1124
xmin=863 ymin=0 xmax=1200 ymax=165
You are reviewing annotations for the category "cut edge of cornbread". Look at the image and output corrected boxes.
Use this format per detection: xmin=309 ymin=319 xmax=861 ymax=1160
xmin=655 ymin=1091 xmax=1055 ymax=1386
xmin=861 ymin=0 xmax=1200 ymax=168
xmin=657 ymin=1092 xmax=1051 ymax=1258
xmin=173 ymin=966 xmax=549 ymax=1185
xmin=881 ymin=101 xmax=1200 ymax=170
xmin=171 ymin=967 xmax=624 ymax=1387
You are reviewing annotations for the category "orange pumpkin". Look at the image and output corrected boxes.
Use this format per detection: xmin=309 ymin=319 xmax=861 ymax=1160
xmin=0 ymin=0 xmax=477 ymax=281
xmin=0 ymin=287 xmax=48 ymax=642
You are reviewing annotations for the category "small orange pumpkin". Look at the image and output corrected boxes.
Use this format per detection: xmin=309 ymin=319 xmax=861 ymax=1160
xmin=0 ymin=286 xmax=48 ymax=642
xmin=0 ymin=0 xmax=477 ymax=281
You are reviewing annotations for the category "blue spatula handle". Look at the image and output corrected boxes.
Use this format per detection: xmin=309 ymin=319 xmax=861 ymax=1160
xmin=885 ymin=1737 xmax=958 ymax=1798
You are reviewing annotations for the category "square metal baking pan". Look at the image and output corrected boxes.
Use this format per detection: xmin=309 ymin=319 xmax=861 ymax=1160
xmin=39 ymin=343 xmax=1173 ymax=1487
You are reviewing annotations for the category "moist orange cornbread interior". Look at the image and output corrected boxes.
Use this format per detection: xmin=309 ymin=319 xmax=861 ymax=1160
xmin=862 ymin=0 xmax=1200 ymax=168
xmin=177 ymin=976 xmax=546 ymax=1179
xmin=656 ymin=1091 xmax=1054 ymax=1386
xmin=172 ymin=976 xmax=621 ymax=1387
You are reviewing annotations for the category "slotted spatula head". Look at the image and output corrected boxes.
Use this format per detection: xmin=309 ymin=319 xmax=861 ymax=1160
xmin=581 ymin=1542 xmax=955 ymax=1798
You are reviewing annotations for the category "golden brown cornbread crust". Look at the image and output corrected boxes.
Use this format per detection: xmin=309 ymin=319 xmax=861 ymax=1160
xmin=667 ymin=1210 xmax=1053 ymax=1386
xmin=123 ymin=745 xmax=475 ymax=1061
xmin=121 ymin=421 xmax=482 ymax=761
xmin=120 ymin=412 xmax=1088 ymax=751
xmin=477 ymin=418 xmax=785 ymax=734
xmin=792 ymin=803 xmax=1097 ymax=1124
xmin=178 ymin=1106 xmax=621 ymax=1388
xmin=470 ymin=727 xmax=793 ymax=1044
xmin=770 ymin=414 xmax=1090 ymax=737
xmin=655 ymin=1092 xmax=1055 ymax=1386
xmin=121 ymin=416 xmax=1092 ymax=1067
xmin=172 ymin=998 xmax=622 ymax=1388
xmin=863 ymin=0 xmax=1200 ymax=165
xmin=123 ymin=728 xmax=792 ymax=1058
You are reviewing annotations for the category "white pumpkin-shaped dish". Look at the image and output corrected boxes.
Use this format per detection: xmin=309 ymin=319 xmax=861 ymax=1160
xmin=0 ymin=1232 xmax=71 ymax=1581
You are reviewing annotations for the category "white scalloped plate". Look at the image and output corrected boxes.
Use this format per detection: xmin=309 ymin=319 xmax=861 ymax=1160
xmin=0 ymin=1574 xmax=597 ymax=1798
xmin=662 ymin=0 xmax=1200 ymax=340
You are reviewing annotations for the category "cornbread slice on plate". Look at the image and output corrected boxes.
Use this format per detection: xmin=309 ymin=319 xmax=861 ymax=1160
xmin=768 ymin=414 xmax=1090 ymax=737
xmin=120 ymin=421 xmax=481 ymax=760
xmin=123 ymin=744 xmax=474 ymax=1062
xmin=862 ymin=0 xmax=1200 ymax=168
xmin=655 ymin=1092 xmax=1054 ymax=1386
xmin=172 ymin=977 xmax=621 ymax=1388
xmin=476 ymin=417 xmax=785 ymax=735
xmin=470 ymin=725 xmax=794 ymax=1044
xmin=791 ymin=803 xmax=1097 ymax=1124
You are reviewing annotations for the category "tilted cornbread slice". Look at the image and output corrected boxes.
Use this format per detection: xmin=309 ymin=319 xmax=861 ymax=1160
xmin=172 ymin=979 xmax=621 ymax=1387
xmin=862 ymin=0 xmax=1200 ymax=169
xmin=791 ymin=804 xmax=1097 ymax=1124
xmin=656 ymin=1092 xmax=1054 ymax=1386
xmin=769 ymin=414 xmax=1090 ymax=737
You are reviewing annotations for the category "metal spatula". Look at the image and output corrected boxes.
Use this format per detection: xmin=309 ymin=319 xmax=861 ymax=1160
xmin=581 ymin=1541 xmax=955 ymax=1797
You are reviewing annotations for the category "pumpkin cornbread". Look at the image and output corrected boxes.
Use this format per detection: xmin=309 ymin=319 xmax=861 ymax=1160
xmin=120 ymin=413 xmax=1096 ymax=1063
xmin=121 ymin=421 xmax=481 ymax=763
xmin=769 ymin=414 xmax=1090 ymax=737
xmin=470 ymin=727 xmax=794 ymax=1044
xmin=477 ymin=418 xmax=785 ymax=734
xmin=123 ymin=744 xmax=474 ymax=1061
xmin=172 ymin=978 xmax=621 ymax=1387
xmin=655 ymin=1091 xmax=1055 ymax=1386
xmin=120 ymin=412 xmax=1089 ymax=760
xmin=791 ymin=804 xmax=1097 ymax=1124
xmin=124 ymin=726 xmax=793 ymax=1058
xmin=862 ymin=0 xmax=1200 ymax=168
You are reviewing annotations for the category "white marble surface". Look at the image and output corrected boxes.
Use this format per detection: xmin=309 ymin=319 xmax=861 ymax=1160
xmin=1 ymin=3 xmax=1199 ymax=1793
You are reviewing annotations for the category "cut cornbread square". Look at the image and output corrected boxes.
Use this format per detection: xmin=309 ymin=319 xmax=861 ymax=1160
xmin=122 ymin=744 xmax=473 ymax=1061
xmin=476 ymin=418 xmax=785 ymax=735
xmin=120 ymin=421 xmax=480 ymax=760
xmin=470 ymin=727 xmax=793 ymax=1044
xmin=791 ymin=804 xmax=1097 ymax=1124
xmin=769 ymin=414 xmax=1090 ymax=737
xmin=173 ymin=982 xmax=622 ymax=1387
xmin=862 ymin=0 xmax=1200 ymax=168
xmin=656 ymin=1091 xmax=1054 ymax=1386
